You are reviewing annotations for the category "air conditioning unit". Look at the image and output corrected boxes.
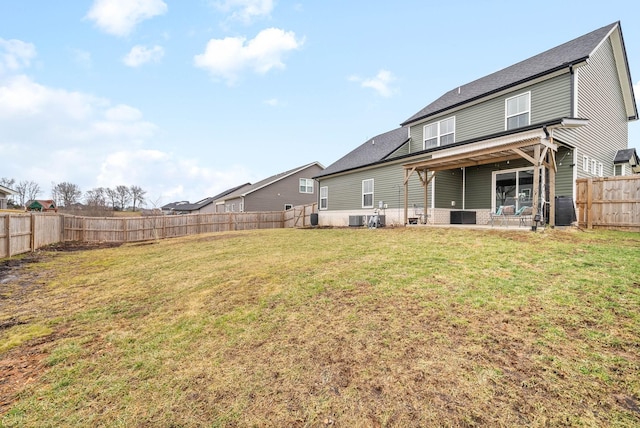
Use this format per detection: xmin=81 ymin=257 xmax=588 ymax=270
xmin=349 ymin=215 xmax=364 ymax=227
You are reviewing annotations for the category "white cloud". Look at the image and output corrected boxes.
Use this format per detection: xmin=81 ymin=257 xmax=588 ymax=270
xmin=264 ymin=98 xmax=279 ymax=106
xmin=215 ymin=0 xmax=274 ymax=24
xmin=194 ymin=27 xmax=303 ymax=84
xmin=0 ymin=38 xmax=36 ymax=74
xmin=349 ymin=69 xmax=397 ymax=97
xmin=123 ymin=45 xmax=164 ymax=67
xmin=85 ymin=0 xmax=168 ymax=37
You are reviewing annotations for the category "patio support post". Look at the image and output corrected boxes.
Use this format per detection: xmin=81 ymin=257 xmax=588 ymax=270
xmin=424 ymin=169 xmax=428 ymax=223
xmin=548 ymin=149 xmax=556 ymax=227
xmin=531 ymin=144 xmax=541 ymax=226
xmin=404 ymin=168 xmax=409 ymax=225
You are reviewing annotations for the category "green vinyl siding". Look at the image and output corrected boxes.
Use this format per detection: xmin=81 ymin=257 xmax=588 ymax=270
xmin=555 ymin=37 xmax=629 ymax=179
xmin=408 ymin=73 xmax=571 ymax=151
xmin=554 ymin=146 xmax=575 ymax=197
xmin=464 ymin=165 xmax=494 ymax=209
xmin=434 ymin=169 xmax=462 ymax=208
xmin=318 ymin=164 xmax=424 ymax=211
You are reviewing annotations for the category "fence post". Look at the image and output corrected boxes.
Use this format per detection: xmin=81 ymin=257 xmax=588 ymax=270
xmin=4 ymin=215 xmax=10 ymax=258
xmin=30 ymin=213 xmax=36 ymax=252
xmin=587 ymin=178 xmax=593 ymax=229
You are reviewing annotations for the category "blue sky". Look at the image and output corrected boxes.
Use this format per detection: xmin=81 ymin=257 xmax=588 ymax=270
xmin=1 ymin=1 xmax=639 ymax=206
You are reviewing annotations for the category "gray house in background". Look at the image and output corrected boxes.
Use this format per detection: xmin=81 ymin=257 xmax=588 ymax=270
xmin=215 ymin=162 xmax=324 ymax=212
xmin=315 ymin=21 xmax=637 ymax=227
xmin=0 ymin=184 xmax=17 ymax=210
xmin=161 ymin=183 xmax=250 ymax=215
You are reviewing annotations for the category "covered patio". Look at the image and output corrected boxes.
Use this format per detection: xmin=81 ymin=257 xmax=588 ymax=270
xmin=402 ymin=127 xmax=562 ymax=228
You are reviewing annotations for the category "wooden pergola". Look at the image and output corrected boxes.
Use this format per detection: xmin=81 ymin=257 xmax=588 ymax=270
xmin=402 ymin=129 xmax=559 ymax=227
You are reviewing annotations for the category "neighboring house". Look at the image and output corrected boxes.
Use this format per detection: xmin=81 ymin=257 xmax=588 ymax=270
xmin=26 ymin=199 xmax=57 ymax=212
xmin=161 ymin=183 xmax=251 ymax=215
xmin=0 ymin=184 xmax=17 ymax=210
xmin=315 ymin=21 xmax=638 ymax=227
xmin=215 ymin=162 xmax=325 ymax=213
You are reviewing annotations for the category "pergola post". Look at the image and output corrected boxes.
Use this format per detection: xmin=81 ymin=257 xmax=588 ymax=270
xmin=403 ymin=168 xmax=409 ymax=225
xmin=531 ymin=144 xmax=541 ymax=226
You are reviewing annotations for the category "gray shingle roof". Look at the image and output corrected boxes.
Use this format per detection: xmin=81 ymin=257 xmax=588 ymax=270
xmin=401 ymin=22 xmax=619 ymax=126
xmin=315 ymin=127 xmax=409 ymax=178
xmin=222 ymin=162 xmax=324 ymax=200
xmin=613 ymin=148 xmax=639 ymax=165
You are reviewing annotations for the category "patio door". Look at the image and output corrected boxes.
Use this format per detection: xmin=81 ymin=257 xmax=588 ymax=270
xmin=492 ymin=167 xmax=540 ymax=212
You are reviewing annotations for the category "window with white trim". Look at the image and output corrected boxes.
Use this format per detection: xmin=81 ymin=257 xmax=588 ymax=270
xmin=423 ymin=117 xmax=455 ymax=149
xmin=505 ymin=92 xmax=530 ymax=130
xmin=362 ymin=179 xmax=374 ymax=208
xmin=299 ymin=178 xmax=314 ymax=194
xmin=613 ymin=164 xmax=624 ymax=176
xmin=598 ymin=163 xmax=603 ymax=177
xmin=583 ymin=155 xmax=589 ymax=172
xmin=591 ymin=159 xmax=597 ymax=175
xmin=320 ymin=186 xmax=328 ymax=210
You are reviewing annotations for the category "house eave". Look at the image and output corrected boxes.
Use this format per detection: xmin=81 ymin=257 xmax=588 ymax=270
xmin=400 ymin=63 xmax=585 ymax=127
xmin=317 ymin=120 xmax=570 ymax=180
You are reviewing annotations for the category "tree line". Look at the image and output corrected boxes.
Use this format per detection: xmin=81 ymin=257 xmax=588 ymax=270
xmin=1 ymin=178 xmax=147 ymax=211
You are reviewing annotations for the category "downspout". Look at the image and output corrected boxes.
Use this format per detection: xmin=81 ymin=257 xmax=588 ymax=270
xmin=569 ymin=64 xmax=576 ymax=118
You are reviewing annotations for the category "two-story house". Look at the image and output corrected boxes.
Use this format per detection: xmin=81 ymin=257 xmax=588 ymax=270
xmin=215 ymin=162 xmax=324 ymax=213
xmin=315 ymin=21 xmax=638 ymax=227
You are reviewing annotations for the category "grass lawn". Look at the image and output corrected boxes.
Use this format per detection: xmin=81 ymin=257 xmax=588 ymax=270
xmin=1 ymin=227 xmax=639 ymax=427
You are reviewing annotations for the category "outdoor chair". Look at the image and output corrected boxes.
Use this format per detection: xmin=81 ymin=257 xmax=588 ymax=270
xmin=489 ymin=206 xmax=504 ymax=226
xmin=515 ymin=206 xmax=533 ymax=226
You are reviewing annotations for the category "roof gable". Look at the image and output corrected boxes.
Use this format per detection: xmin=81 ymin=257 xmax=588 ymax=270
xmin=401 ymin=22 xmax=627 ymax=126
xmin=316 ymin=127 xmax=409 ymax=178
xmin=222 ymin=162 xmax=324 ymax=200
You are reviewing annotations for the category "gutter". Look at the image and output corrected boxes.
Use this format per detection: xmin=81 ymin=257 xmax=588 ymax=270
xmin=400 ymin=60 xmax=589 ymax=127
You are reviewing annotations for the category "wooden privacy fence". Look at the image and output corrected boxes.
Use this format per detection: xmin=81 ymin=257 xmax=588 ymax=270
xmin=1 ymin=208 xmax=316 ymax=258
xmin=576 ymin=176 xmax=640 ymax=231
xmin=284 ymin=203 xmax=317 ymax=228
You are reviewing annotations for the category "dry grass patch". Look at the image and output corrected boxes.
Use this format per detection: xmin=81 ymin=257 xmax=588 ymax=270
xmin=1 ymin=227 xmax=639 ymax=426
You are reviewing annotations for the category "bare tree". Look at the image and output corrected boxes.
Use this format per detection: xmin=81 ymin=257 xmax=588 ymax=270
xmin=115 ymin=185 xmax=131 ymax=211
xmin=85 ymin=187 xmax=107 ymax=208
xmin=105 ymin=187 xmax=118 ymax=210
xmin=129 ymin=185 xmax=146 ymax=211
xmin=0 ymin=177 xmax=15 ymax=188
xmin=52 ymin=182 xmax=82 ymax=207
xmin=15 ymin=180 xmax=41 ymax=207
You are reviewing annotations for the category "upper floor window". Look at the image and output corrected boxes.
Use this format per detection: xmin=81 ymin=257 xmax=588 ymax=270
xmin=299 ymin=178 xmax=314 ymax=194
xmin=320 ymin=186 xmax=328 ymax=210
xmin=505 ymin=92 xmax=530 ymax=130
xmin=423 ymin=117 xmax=455 ymax=149
xmin=362 ymin=179 xmax=374 ymax=208
xmin=583 ymin=155 xmax=589 ymax=172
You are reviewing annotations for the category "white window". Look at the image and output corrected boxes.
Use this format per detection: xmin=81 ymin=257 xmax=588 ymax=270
xmin=591 ymin=159 xmax=597 ymax=175
xmin=505 ymin=92 xmax=530 ymax=130
xmin=362 ymin=179 xmax=374 ymax=208
xmin=299 ymin=178 xmax=314 ymax=194
xmin=583 ymin=155 xmax=589 ymax=172
xmin=613 ymin=164 xmax=624 ymax=176
xmin=423 ymin=117 xmax=455 ymax=149
xmin=320 ymin=186 xmax=328 ymax=210
xmin=598 ymin=163 xmax=604 ymax=177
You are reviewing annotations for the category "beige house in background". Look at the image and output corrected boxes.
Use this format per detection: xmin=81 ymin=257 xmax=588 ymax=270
xmin=0 ymin=184 xmax=17 ymax=210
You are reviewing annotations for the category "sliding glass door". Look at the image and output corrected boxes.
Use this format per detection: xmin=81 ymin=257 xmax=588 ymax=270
xmin=492 ymin=167 xmax=539 ymax=212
